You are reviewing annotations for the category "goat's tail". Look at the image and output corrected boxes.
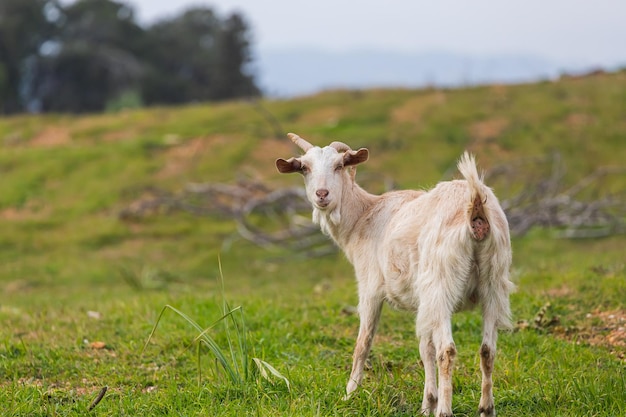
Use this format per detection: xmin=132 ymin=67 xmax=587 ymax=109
xmin=457 ymin=152 xmax=490 ymax=241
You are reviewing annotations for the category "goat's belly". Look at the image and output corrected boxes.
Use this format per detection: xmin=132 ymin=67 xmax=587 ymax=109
xmin=456 ymin=268 xmax=480 ymax=312
xmin=383 ymin=275 xmax=419 ymax=312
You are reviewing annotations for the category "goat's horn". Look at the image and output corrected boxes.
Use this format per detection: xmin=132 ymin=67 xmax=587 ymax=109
xmin=329 ymin=141 xmax=352 ymax=152
xmin=287 ymin=132 xmax=314 ymax=152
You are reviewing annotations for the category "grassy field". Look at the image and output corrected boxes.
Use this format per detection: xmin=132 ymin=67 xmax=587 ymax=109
xmin=1 ymin=71 xmax=625 ymax=416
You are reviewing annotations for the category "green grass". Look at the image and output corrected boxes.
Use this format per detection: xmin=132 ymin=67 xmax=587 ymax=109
xmin=1 ymin=71 xmax=625 ymax=415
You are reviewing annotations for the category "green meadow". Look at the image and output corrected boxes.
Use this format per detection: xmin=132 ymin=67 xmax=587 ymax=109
xmin=1 ymin=72 xmax=625 ymax=416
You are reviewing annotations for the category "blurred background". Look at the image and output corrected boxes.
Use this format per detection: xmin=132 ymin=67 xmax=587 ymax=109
xmin=1 ymin=4 xmax=625 ymax=414
xmin=1 ymin=0 xmax=625 ymax=114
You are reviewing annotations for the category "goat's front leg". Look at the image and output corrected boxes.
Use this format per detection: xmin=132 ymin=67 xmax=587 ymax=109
xmin=345 ymin=293 xmax=383 ymax=398
xmin=419 ymin=334 xmax=438 ymax=416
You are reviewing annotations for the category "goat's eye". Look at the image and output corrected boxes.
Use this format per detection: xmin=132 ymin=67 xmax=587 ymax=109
xmin=334 ymin=165 xmax=343 ymax=172
xmin=300 ymin=165 xmax=309 ymax=174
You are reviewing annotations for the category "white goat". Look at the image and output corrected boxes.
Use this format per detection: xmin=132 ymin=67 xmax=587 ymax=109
xmin=276 ymin=133 xmax=514 ymax=417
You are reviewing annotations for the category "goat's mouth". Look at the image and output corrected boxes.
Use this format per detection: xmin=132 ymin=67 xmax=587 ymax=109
xmin=315 ymin=199 xmax=331 ymax=209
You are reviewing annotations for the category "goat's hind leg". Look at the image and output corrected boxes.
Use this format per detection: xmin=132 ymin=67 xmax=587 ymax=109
xmin=478 ymin=254 xmax=513 ymax=416
xmin=478 ymin=308 xmax=498 ymax=417
xmin=417 ymin=274 xmax=462 ymax=416
xmin=418 ymin=301 xmax=457 ymax=417
xmin=345 ymin=292 xmax=383 ymax=398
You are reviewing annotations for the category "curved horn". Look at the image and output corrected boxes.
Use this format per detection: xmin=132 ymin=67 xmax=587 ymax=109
xmin=329 ymin=141 xmax=352 ymax=152
xmin=287 ymin=132 xmax=314 ymax=152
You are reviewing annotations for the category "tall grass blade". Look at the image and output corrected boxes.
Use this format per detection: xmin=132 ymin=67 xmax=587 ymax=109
xmin=142 ymin=304 xmax=243 ymax=384
xmin=217 ymin=256 xmax=248 ymax=380
xmin=252 ymin=357 xmax=291 ymax=391
xmin=142 ymin=262 xmax=290 ymax=392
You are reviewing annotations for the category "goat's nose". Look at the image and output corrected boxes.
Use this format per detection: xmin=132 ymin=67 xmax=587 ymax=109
xmin=316 ymin=189 xmax=329 ymax=199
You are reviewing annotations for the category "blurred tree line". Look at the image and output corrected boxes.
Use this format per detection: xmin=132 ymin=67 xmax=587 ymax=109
xmin=0 ymin=0 xmax=260 ymax=114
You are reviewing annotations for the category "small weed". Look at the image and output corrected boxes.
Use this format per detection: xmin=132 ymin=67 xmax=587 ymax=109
xmin=143 ymin=262 xmax=290 ymax=392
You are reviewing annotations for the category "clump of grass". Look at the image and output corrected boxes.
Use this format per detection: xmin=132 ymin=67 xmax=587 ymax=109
xmin=142 ymin=261 xmax=290 ymax=392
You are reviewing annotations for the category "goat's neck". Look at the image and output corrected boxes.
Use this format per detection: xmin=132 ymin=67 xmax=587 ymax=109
xmin=314 ymin=181 xmax=377 ymax=249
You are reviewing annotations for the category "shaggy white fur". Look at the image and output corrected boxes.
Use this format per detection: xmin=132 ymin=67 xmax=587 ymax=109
xmin=276 ymin=133 xmax=514 ymax=417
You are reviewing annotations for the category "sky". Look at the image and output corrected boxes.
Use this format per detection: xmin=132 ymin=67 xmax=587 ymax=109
xmin=123 ymin=0 xmax=626 ymax=68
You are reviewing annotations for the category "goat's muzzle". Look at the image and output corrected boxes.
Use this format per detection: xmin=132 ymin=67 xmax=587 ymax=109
xmin=315 ymin=189 xmax=330 ymax=208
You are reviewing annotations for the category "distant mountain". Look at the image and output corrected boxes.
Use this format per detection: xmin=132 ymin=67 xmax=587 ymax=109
xmin=255 ymin=48 xmax=596 ymax=97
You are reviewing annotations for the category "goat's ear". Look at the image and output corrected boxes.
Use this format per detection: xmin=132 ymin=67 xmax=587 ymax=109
xmin=276 ymin=157 xmax=302 ymax=174
xmin=343 ymin=148 xmax=369 ymax=167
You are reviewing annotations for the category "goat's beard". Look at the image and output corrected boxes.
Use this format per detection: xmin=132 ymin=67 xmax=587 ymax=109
xmin=312 ymin=206 xmax=341 ymax=236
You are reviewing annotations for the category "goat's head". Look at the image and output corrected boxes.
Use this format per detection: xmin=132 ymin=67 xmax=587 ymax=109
xmin=276 ymin=133 xmax=369 ymax=216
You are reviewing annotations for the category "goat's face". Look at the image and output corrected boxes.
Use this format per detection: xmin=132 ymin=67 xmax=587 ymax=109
xmin=276 ymin=144 xmax=369 ymax=213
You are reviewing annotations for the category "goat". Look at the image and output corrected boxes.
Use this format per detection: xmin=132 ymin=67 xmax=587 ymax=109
xmin=276 ymin=133 xmax=514 ymax=417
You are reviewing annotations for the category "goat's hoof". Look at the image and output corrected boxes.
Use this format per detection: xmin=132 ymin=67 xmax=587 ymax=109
xmin=342 ymin=387 xmax=355 ymax=401
xmin=420 ymin=406 xmax=435 ymax=416
xmin=435 ymin=407 xmax=453 ymax=417
xmin=478 ymin=404 xmax=495 ymax=416
xmin=344 ymin=379 xmax=359 ymax=401
xmin=421 ymin=393 xmax=437 ymax=415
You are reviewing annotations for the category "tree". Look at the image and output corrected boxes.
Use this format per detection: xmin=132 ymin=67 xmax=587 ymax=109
xmin=36 ymin=0 xmax=145 ymax=112
xmin=140 ymin=8 xmax=221 ymax=105
xmin=139 ymin=8 xmax=260 ymax=105
xmin=212 ymin=13 xmax=259 ymax=100
xmin=140 ymin=8 xmax=260 ymax=105
xmin=0 ymin=0 xmax=59 ymax=113
xmin=0 ymin=0 xmax=261 ymax=113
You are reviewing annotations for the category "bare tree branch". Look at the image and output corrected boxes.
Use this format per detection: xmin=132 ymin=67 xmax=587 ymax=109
xmin=119 ymin=154 xmax=626 ymax=257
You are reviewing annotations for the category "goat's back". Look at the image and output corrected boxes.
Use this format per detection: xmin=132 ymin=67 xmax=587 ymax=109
xmin=350 ymin=173 xmax=510 ymax=313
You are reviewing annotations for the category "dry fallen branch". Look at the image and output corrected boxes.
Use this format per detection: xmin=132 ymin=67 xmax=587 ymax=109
xmin=485 ymin=153 xmax=626 ymax=238
xmin=119 ymin=154 xmax=626 ymax=256
xmin=88 ymin=386 xmax=108 ymax=411
xmin=119 ymin=179 xmax=337 ymax=256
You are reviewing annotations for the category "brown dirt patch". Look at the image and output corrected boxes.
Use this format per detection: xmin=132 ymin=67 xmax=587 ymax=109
xmin=544 ymin=285 xmax=575 ymax=298
xmin=1 ymin=207 xmax=28 ymax=220
xmin=0 ymin=203 xmax=49 ymax=221
xmin=156 ymin=136 xmax=227 ymax=179
xmin=390 ymin=92 xmax=447 ymax=125
xmin=577 ymin=309 xmax=626 ymax=356
xmin=4 ymin=280 xmax=36 ymax=294
xmin=249 ymin=137 xmax=296 ymax=174
xmin=519 ymin=303 xmax=626 ymax=361
xmin=466 ymin=117 xmax=512 ymax=161
xmin=102 ymin=128 xmax=138 ymax=142
xmin=9 ymin=378 xmax=112 ymax=399
xmin=469 ymin=118 xmax=509 ymax=142
xmin=565 ymin=113 xmax=595 ymax=129
xmin=297 ymin=106 xmax=344 ymax=127
xmin=30 ymin=127 xmax=71 ymax=147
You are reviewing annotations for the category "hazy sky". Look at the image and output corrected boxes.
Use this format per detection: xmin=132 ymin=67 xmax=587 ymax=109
xmin=123 ymin=0 xmax=626 ymax=67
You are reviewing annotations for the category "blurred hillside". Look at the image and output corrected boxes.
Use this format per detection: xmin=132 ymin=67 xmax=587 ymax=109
xmin=1 ymin=71 xmax=625 ymax=284
xmin=0 ymin=65 xmax=625 ymax=417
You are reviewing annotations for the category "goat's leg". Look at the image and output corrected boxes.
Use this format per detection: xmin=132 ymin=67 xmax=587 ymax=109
xmin=419 ymin=334 xmax=438 ymax=416
xmin=345 ymin=294 xmax=383 ymax=397
xmin=432 ymin=320 xmax=456 ymax=417
xmin=478 ymin=304 xmax=499 ymax=416
xmin=476 ymin=250 xmax=513 ymax=417
xmin=417 ymin=271 xmax=462 ymax=416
